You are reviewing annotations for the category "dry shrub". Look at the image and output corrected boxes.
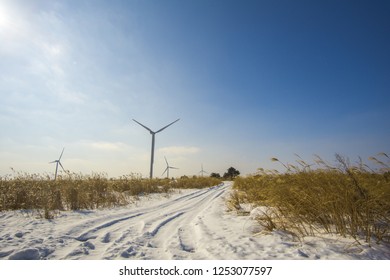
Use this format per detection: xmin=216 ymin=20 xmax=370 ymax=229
xmin=233 ymin=154 xmax=390 ymax=244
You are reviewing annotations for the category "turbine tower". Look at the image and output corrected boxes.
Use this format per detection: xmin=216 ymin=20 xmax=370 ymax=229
xmin=162 ymin=156 xmax=179 ymax=179
xmin=133 ymin=118 xmax=180 ymax=179
xmin=199 ymin=164 xmax=208 ymax=177
xmin=50 ymin=147 xmax=65 ymax=180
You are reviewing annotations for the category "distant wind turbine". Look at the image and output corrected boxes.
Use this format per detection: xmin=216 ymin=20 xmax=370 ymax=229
xmin=50 ymin=148 xmax=65 ymax=180
xmin=162 ymin=156 xmax=179 ymax=178
xmin=199 ymin=164 xmax=208 ymax=177
xmin=132 ymin=118 xmax=180 ymax=179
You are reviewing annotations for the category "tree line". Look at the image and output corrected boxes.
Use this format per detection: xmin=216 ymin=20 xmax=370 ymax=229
xmin=210 ymin=167 xmax=240 ymax=180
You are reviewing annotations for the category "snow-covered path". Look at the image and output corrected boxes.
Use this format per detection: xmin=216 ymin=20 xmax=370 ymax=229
xmin=1 ymin=182 xmax=235 ymax=260
xmin=0 ymin=182 xmax=389 ymax=260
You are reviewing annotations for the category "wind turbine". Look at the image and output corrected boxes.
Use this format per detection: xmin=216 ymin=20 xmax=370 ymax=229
xmin=162 ymin=156 xmax=179 ymax=178
xmin=199 ymin=164 xmax=208 ymax=177
xmin=132 ymin=118 xmax=180 ymax=179
xmin=50 ymin=147 xmax=65 ymax=180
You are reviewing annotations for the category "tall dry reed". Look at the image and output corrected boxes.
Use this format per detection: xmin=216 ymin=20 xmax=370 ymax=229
xmin=231 ymin=153 xmax=390 ymax=244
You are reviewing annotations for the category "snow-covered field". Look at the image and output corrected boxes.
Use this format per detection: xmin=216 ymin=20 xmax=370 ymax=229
xmin=0 ymin=182 xmax=389 ymax=260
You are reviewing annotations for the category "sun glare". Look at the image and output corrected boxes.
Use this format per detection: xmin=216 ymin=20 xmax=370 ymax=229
xmin=0 ymin=5 xmax=9 ymax=29
xmin=0 ymin=3 xmax=20 ymax=36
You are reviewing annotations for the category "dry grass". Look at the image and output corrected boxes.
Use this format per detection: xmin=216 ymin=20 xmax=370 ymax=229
xmin=170 ymin=176 xmax=222 ymax=189
xmin=231 ymin=153 xmax=390 ymax=244
xmin=0 ymin=172 xmax=222 ymax=219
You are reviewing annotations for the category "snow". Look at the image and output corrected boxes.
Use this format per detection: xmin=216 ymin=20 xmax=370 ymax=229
xmin=0 ymin=182 xmax=389 ymax=260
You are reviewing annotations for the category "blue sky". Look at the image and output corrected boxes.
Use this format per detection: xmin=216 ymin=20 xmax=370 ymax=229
xmin=1 ymin=0 xmax=389 ymax=178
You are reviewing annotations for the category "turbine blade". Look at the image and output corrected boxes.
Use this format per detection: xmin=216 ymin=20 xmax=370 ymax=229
xmin=59 ymin=161 xmax=65 ymax=172
xmin=162 ymin=167 xmax=168 ymax=176
xmin=132 ymin=119 xmax=154 ymax=133
xmin=170 ymin=167 xmax=179 ymax=170
xmin=59 ymin=147 xmax=65 ymax=160
xmin=155 ymin=118 xmax=180 ymax=133
xmin=164 ymin=156 xmax=169 ymax=165
xmin=49 ymin=160 xmax=56 ymax=164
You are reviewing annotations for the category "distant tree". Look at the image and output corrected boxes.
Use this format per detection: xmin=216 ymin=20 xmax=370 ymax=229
xmin=210 ymin=172 xmax=221 ymax=178
xmin=223 ymin=167 xmax=240 ymax=180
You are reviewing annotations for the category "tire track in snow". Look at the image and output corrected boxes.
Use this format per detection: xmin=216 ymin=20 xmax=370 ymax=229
xmin=75 ymin=213 xmax=144 ymax=242
xmin=100 ymin=183 xmax=229 ymax=259
xmin=123 ymin=185 xmax=230 ymax=259
xmin=90 ymin=185 xmax=227 ymax=259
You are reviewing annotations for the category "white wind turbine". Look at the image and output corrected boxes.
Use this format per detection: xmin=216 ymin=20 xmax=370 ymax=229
xmin=50 ymin=147 xmax=66 ymax=180
xmin=199 ymin=164 xmax=208 ymax=177
xmin=162 ymin=156 xmax=179 ymax=179
xmin=132 ymin=118 xmax=180 ymax=179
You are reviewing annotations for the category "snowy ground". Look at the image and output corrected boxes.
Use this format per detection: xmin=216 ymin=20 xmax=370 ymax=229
xmin=0 ymin=182 xmax=389 ymax=260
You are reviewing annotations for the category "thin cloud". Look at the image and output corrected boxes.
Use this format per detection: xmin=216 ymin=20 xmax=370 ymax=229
xmin=158 ymin=146 xmax=200 ymax=156
xmin=88 ymin=141 xmax=129 ymax=152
